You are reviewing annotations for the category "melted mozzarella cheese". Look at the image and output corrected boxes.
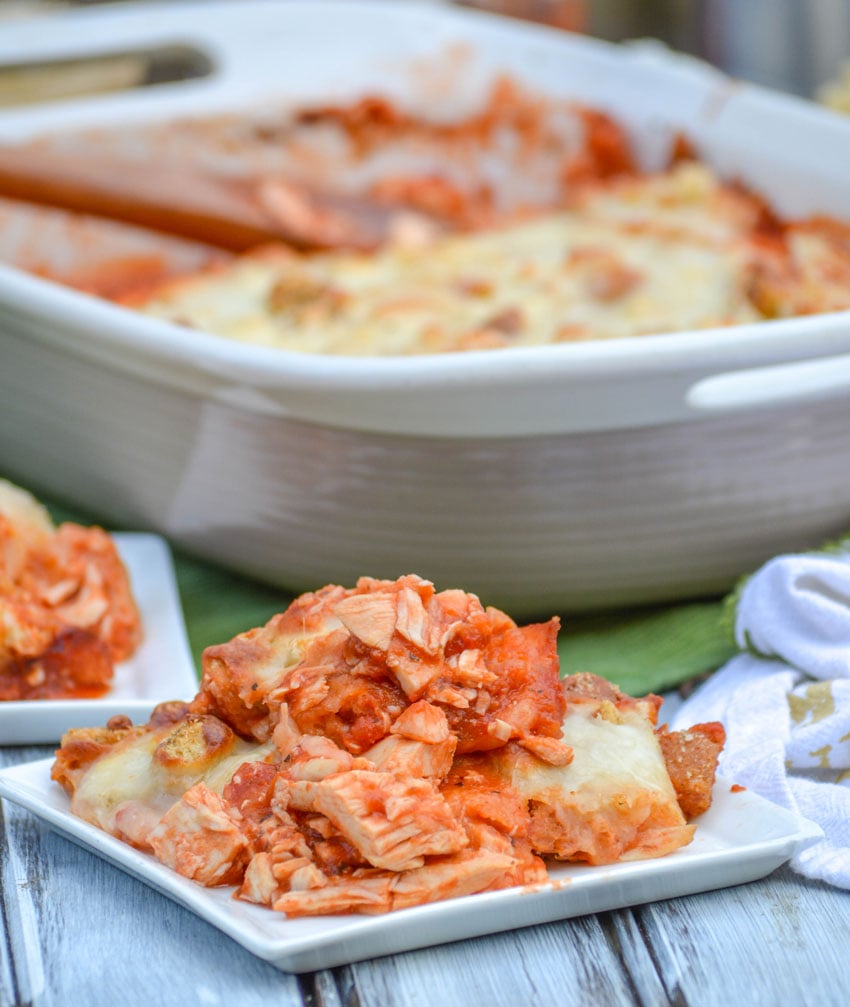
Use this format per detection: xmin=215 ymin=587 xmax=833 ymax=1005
xmin=137 ymin=163 xmax=765 ymax=356
xmin=491 ymin=704 xmax=692 ymax=864
xmin=71 ymin=727 xmax=273 ymax=838
xmin=509 ymin=707 xmax=679 ymax=805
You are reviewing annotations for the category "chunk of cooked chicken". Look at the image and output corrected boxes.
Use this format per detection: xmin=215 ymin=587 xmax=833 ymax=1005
xmin=195 ymin=574 xmax=565 ymax=760
xmin=387 ymin=849 xmax=521 ymax=910
xmin=149 ymin=782 xmax=250 ymax=886
xmin=364 ymin=733 xmax=457 ymax=780
xmin=1 ymin=601 xmax=113 ymax=701
xmin=192 ymin=583 xmax=350 ymax=739
xmin=310 ymin=769 xmax=469 ymax=871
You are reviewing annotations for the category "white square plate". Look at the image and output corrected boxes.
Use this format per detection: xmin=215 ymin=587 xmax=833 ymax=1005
xmin=0 ymin=533 xmax=197 ymax=744
xmin=0 ymin=759 xmax=818 ymax=973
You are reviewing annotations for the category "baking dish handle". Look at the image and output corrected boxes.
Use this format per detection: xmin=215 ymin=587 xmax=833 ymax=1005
xmin=686 ymin=352 xmax=850 ymax=414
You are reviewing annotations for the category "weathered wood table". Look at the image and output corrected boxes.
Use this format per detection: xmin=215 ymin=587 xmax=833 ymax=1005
xmin=2 ymin=719 xmax=848 ymax=1007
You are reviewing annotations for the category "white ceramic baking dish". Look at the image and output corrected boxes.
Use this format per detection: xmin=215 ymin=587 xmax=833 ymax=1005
xmin=2 ymin=0 xmax=850 ymax=616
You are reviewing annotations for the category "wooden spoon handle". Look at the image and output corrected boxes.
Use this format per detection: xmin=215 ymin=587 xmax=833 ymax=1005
xmin=0 ymin=145 xmax=396 ymax=252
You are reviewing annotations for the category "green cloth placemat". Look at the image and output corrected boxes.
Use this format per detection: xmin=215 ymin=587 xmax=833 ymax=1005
xmin=37 ymin=492 xmax=736 ymax=694
xmin=558 ymin=601 xmax=736 ymax=696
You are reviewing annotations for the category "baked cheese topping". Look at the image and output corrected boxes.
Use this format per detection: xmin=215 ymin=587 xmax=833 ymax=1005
xmin=506 ymin=706 xmax=680 ymax=801
xmin=137 ymin=162 xmax=775 ymax=355
xmin=71 ymin=722 xmax=274 ymax=843
xmin=491 ymin=703 xmax=693 ymax=865
xmin=132 ymin=159 xmax=850 ymax=356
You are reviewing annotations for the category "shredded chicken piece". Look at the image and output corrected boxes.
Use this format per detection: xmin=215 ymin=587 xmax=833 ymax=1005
xmin=309 ymin=769 xmax=468 ymax=871
xmin=149 ymin=783 xmax=250 ymax=886
xmin=365 ymin=733 xmax=457 ymax=780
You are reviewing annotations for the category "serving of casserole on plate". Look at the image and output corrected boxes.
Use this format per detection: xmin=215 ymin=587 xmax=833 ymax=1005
xmin=0 ymin=480 xmax=196 ymax=743
xmin=0 ymin=530 xmax=196 ymax=744
xmin=2 ymin=0 xmax=850 ymax=615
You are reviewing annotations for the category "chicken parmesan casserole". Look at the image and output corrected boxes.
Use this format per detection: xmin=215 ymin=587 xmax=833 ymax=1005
xmin=113 ymin=86 xmax=850 ymax=355
xmin=0 ymin=480 xmax=141 ymax=701
xmin=13 ymin=79 xmax=849 ymax=355
xmin=53 ymin=574 xmax=724 ymax=918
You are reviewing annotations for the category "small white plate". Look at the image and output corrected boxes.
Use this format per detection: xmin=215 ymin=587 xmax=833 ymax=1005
xmin=0 ymin=758 xmax=819 ymax=974
xmin=0 ymin=533 xmax=197 ymax=744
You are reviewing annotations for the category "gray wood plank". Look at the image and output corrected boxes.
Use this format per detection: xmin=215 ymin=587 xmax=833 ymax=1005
xmin=2 ymin=748 xmax=46 ymax=1007
xmin=0 ymin=811 xmax=20 ymax=1007
xmin=632 ymin=866 xmax=850 ymax=1007
xmin=336 ymin=866 xmax=850 ymax=1007
xmin=338 ymin=910 xmax=664 ymax=1007
xmin=0 ymin=903 xmax=15 ymax=1007
xmin=302 ymin=969 xmax=345 ymax=1007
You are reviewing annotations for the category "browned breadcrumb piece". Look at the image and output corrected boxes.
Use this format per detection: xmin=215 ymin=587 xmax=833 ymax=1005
xmin=152 ymin=716 xmax=237 ymax=770
xmin=656 ymin=721 xmax=726 ymax=819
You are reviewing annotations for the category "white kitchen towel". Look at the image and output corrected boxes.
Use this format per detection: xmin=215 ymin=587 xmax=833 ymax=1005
xmin=673 ymin=548 xmax=850 ymax=888
xmin=735 ymin=551 xmax=850 ymax=678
